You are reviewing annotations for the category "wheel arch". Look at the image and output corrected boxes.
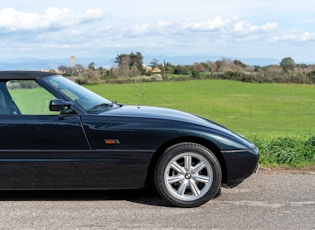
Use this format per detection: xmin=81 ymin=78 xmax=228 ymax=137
xmin=146 ymin=136 xmax=228 ymax=187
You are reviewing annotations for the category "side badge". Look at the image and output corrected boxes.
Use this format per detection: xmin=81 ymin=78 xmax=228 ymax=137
xmin=104 ymin=139 xmax=120 ymax=145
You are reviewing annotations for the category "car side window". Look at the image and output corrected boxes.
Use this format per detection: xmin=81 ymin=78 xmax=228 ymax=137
xmin=7 ymin=80 xmax=59 ymax=115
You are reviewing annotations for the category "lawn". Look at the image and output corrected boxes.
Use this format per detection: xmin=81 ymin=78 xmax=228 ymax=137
xmin=86 ymin=80 xmax=315 ymax=137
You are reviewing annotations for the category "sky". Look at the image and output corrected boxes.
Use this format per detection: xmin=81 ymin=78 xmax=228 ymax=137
xmin=0 ymin=0 xmax=315 ymax=66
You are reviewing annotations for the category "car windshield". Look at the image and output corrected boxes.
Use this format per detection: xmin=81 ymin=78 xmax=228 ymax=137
xmin=42 ymin=75 xmax=113 ymax=113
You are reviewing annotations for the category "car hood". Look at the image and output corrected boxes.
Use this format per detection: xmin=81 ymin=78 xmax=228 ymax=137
xmin=97 ymin=105 xmax=256 ymax=150
xmin=100 ymin=105 xmax=232 ymax=134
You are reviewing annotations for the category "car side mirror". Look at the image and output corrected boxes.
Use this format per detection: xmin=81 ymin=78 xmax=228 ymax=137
xmin=49 ymin=99 xmax=73 ymax=112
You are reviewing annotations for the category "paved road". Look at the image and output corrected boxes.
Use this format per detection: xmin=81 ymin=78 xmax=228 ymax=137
xmin=0 ymin=171 xmax=314 ymax=229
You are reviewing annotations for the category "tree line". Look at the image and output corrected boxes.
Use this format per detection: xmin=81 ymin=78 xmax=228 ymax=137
xmin=56 ymin=52 xmax=315 ymax=84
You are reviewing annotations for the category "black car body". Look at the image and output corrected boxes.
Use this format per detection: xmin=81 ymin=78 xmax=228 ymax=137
xmin=0 ymin=71 xmax=258 ymax=207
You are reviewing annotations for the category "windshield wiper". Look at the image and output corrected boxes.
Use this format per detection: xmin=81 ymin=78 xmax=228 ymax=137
xmin=88 ymin=103 xmax=113 ymax=112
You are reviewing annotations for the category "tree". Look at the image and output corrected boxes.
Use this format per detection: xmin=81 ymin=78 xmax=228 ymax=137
xmin=206 ymin=61 xmax=217 ymax=72
xmin=115 ymin=54 xmax=128 ymax=66
xmin=115 ymin=52 xmax=144 ymax=77
xmin=192 ymin=63 xmax=206 ymax=72
xmin=130 ymin=52 xmax=144 ymax=70
xmin=174 ymin=65 xmax=190 ymax=75
xmin=75 ymin=69 xmax=101 ymax=84
xmin=280 ymin=57 xmax=296 ymax=71
xmin=88 ymin=62 xmax=95 ymax=70
xmin=233 ymin=60 xmax=248 ymax=68
xmin=115 ymin=52 xmax=143 ymax=69
xmin=74 ymin=64 xmax=85 ymax=74
xmin=150 ymin=58 xmax=159 ymax=68
xmin=58 ymin=65 xmax=69 ymax=74
xmin=118 ymin=55 xmax=131 ymax=78
xmin=215 ymin=58 xmax=231 ymax=72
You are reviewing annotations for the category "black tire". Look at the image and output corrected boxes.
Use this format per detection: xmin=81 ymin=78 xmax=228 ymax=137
xmin=154 ymin=142 xmax=222 ymax=208
xmin=214 ymin=187 xmax=222 ymax=198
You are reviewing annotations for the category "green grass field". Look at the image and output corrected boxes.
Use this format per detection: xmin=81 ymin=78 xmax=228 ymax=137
xmin=9 ymin=87 xmax=58 ymax=115
xmin=86 ymin=80 xmax=315 ymax=137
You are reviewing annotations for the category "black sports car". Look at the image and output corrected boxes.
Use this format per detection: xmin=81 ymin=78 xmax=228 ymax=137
xmin=0 ymin=71 xmax=258 ymax=207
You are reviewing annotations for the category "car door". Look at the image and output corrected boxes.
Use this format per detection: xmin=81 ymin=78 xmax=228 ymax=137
xmin=0 ymin=80 xmax=91 ymax=189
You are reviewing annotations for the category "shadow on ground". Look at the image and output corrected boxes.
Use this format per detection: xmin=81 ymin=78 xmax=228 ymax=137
xmin=0 ymin=189 xmax=172 ymax=207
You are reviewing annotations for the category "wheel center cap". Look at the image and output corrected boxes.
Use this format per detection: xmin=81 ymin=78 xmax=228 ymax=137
xmin=185 ymin=173 xmax=192 ymax=179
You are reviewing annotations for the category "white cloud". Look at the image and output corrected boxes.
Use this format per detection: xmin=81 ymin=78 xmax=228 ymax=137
xmin=184 ymin=16 xmax=227 ymax=31
xmin=157 ymin=21 xmax=172 ymax=27
xmin=128 ymin=23 xmax=152 ymax=36
xmin=123 ymin=16 xmax=278 ymax=44
xmin=279 ymin=31 xmax=315 ymax=42
xmin=84 ymin=8 xmax=105 ymax=20
xmin=0 ymin=7 xmax=106 ymax=32
xmin=181 ymin=16 xmax=277 ymax=35
xmin=261 ymin=22 xmax=277 ymax=31
xmin=233 ymin=20 xmax=277 ymax=34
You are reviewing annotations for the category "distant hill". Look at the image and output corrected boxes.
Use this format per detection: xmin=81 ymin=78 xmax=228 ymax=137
xmin=0 ymin=55 xmax=282 ymax=70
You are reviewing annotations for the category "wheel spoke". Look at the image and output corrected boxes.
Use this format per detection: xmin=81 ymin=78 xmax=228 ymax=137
xmin=193 ymin=175 xmax=210 ymax=184
xmin=171 ymin=161 xmax=185 ymax=174
xmin=177 ymin=180 xmax=188 ymax=196
xmin=167 ymin=175 xmax=183 ymax=184
xmin=184 ymin=155 xmax=192 ymax=171
xmin=191 ymin=161 xmax=205 ymax=174
xmin=189 ymin=180 xmax=200 ymax=196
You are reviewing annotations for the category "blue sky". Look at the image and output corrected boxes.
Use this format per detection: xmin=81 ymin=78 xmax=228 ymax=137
xmin=1 ymin=0 xmax=315 ymax=65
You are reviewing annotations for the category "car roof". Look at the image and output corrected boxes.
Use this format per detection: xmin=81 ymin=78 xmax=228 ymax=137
xmin=0 ymin=71 xmax=57 ymax=80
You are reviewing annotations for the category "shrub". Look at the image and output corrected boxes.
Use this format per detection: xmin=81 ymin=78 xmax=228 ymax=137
xmin=191 ymin=71 xmax=200 ymax=79
xmin=250 ymin=136 xmax=315 ymax=168
xmin=75 ymin=69 xmax=101 ymax=85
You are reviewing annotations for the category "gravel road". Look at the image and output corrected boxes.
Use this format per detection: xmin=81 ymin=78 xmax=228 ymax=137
xmin=0 ymin=170 xmax=314 ymax=229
